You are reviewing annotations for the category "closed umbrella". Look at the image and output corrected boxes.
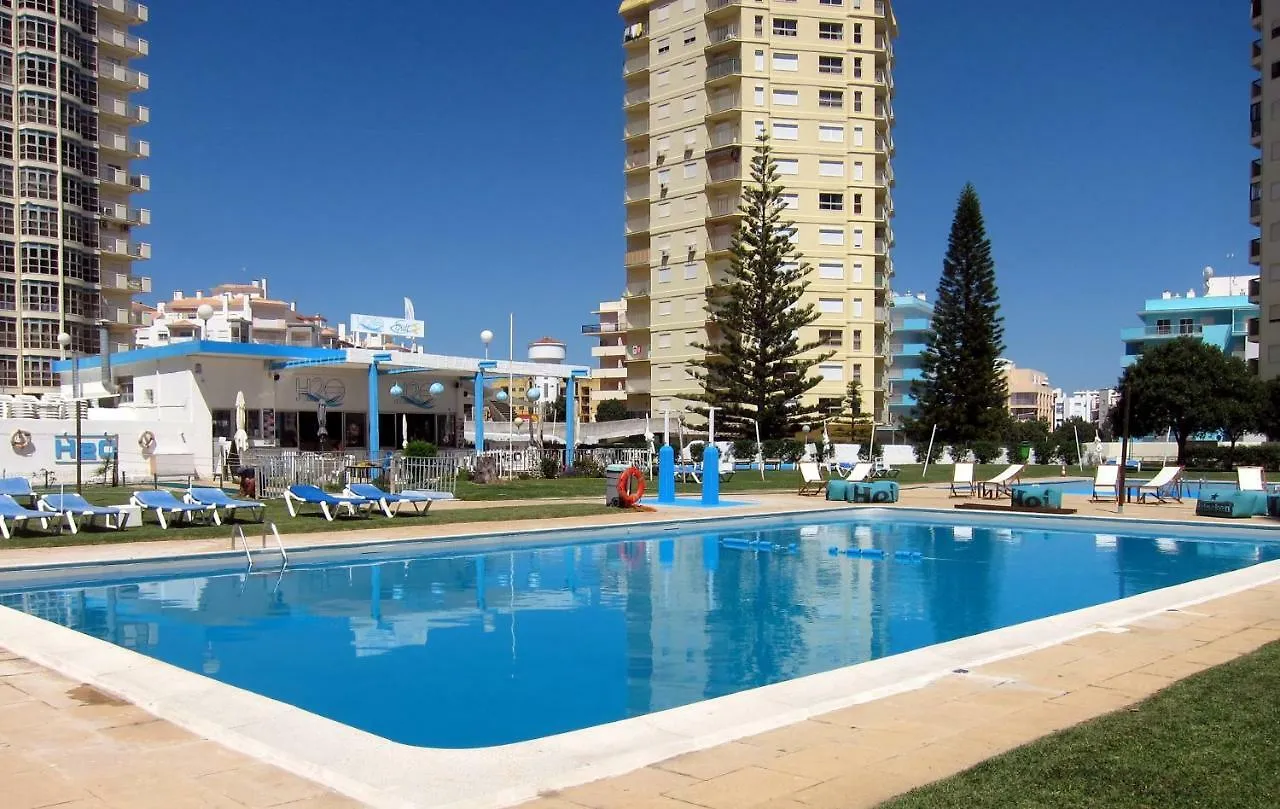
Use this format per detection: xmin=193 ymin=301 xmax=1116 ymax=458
xmin=316 ymin=401 xmax=329 ymax=443
xmin=402 ymin=414 xmax=409 ymax=449
xmin=233 ymin=391 xmax=248 ymax=453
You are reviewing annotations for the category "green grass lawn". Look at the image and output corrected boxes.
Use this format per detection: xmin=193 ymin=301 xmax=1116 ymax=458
xmin=879 ymin=641 xmax=1280 ymax=809
xmin=0 ymin=486 xmax=615 ymax=549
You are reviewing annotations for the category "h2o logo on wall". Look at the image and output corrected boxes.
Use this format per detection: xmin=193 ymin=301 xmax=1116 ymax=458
xmin=54 ymin=434 xmax=117 ymax=465
xmin=296 ymin=377 xmax=346 ymax=407
xmin=395 ymin=381 xmax=437 ymax=410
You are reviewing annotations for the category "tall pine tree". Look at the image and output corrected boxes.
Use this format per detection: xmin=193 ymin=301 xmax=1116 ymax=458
xmin=908 ymin=184 xmax=1007 ymax=446
xmin=690 ymin=135 xmax=831 ymax=439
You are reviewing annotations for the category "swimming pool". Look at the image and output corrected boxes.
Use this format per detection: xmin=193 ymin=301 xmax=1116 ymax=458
xmin=0 ymin=511 xmax=1275 ymax=749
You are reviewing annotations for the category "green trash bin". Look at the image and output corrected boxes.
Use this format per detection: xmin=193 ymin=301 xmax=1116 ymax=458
xmin=1018 ymin=443 xmax=1031 ymax=462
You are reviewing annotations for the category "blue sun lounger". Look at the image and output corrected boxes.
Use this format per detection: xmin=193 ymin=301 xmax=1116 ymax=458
xmin=284 ymin=484 xmax=375 ymax=521
xmin=185 ymin=487 xmax=265 ymax=524
xmin=0 ymin=494 xmax=57 ymax=539
xmin=0 ymin=476 xmax=37 ymax=508
xmin=131 ymin=489 xmax=218 ymax=529
xmin=38 ymin=493 xmax=128 ymax=533
xmin=343 ymin=483 xmax=451 ymax=518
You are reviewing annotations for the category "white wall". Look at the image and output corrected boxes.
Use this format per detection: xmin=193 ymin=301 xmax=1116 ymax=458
xmin=0 ymin=416 xmax=202 ymax=482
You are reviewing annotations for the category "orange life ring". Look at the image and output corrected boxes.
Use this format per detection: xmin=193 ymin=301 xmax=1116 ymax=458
xmin=617 ymin=466 xmax=646 ymax=507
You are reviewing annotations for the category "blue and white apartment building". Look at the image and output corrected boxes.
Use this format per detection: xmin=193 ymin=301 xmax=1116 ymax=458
xmin=1120 ymin=270 xmax=1258 ymax=368
xmin=887 ymin=292 xmax=933 ymax=429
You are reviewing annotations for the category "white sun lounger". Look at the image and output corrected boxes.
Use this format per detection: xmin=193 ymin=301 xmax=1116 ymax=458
xmin=1135 ymin=466 xmax=1184 ymax=504
xmin=798 ymin=462 xmax=827 ymax=496
xmin=1092 ymin=465 xmax=1120 ymax=501
xmin=839 ymin=462 xmax=874 ymax=482
xmin=950 ymin=462 xmax=975 ymax=497
xmin=1237 ymin=466 xmax=1267 ymax=492
xmin=980 ymin=464 xmax=1024 ymax=499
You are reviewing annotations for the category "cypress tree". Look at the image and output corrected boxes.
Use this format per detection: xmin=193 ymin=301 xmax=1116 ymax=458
xmin=690 ymin=135 xmax=832 ymax=439
xmin=908 ymin=184 xmax=1007 ymax=446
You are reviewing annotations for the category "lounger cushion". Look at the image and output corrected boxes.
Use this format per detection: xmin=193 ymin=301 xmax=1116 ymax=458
xmin=826 ymin=480 xmax=851 ymax=501
xmin=848 ymin=481 xmax=899 ymax=503
xmin=1010 ymin=485 xmax=1063 ymax=510
xmin=1196 ymin=492 xmax=1259 ymax=519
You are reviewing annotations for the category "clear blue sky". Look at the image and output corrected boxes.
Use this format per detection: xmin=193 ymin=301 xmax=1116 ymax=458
xmin=136 ymin=0 xmax=1253 ymax=392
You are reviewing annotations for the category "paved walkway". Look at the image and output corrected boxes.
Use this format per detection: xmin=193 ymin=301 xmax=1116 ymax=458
xmin=0 ymin=484 xmax=1271 ymax=808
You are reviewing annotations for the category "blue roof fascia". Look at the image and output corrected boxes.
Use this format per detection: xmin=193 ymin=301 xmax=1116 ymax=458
xmin=53 ymin=341 xmax=345 ymax=373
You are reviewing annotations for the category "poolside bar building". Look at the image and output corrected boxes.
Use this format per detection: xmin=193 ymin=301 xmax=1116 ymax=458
xmin=44 ymin=342 xmax=591 ymax=480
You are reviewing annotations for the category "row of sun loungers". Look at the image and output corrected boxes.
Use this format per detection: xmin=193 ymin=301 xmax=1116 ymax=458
xmin=0 ymin=476 xmax=456 ymax=539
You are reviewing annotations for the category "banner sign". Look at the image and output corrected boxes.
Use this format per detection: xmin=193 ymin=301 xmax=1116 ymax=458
xmin=349 ymin=314 xmax=425 ymax=339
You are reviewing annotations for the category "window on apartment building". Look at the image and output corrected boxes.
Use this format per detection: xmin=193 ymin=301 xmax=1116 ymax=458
xmin=1178 ymin=317 xmax=1196 ymax=334
xmin=1155 ymin=318 xmax=1171 ymax=335
xmin=754 ymin=118 xmax=766 ymax=136
xmin=658 ymin=301 xmax=673 ymax=316
xmin=754 ymin=85 xmax=765 ymax=105
xmin=819 ymin=90 xmax=844 ymax=109
xmin=818 ymin=329 xmax=843 ymax=347
xmin=20 ymin=280 xmax=57 ymax=312
xmin=819 ymin=21 xmax=843 ymax=40
xmin=852 ymin=330 xmax=863 ymax=350
xmin=853 ymin=125 xmax=865 ymax=145
xmin=773 ymin=18 xmax=797 ymax=37
xmin=819 ymin=298 xmax=844 ymax=314
xmin=18 ymin=54 xmax=55 ymax=88
xmin=656 ymin=102 xmax=670 ymax=119
xmin=818 ymin=55 xmax=843 ymax=74
xmin=657 ymin=37 xmax=670 ymax=54
xmin=0 ymin=281 xmax=12 ymax=311
xmin=772 ymin=121 xmax=799 ymax=140
xmin=682 ymin=0 xmax=695 ymax=11
xmin=772 ymin=88 xmax=799 ymax=106
xmin=819 ymin=228 xmax=845 ymax=245
xmin=657 ymin=202 xmax=671 ymax=218
xmin=852 ymin=297 xmax=864 ymax=317
xmin=656 ymin=1 xmax=671 ymax=21
xmin=776 ymin=158 xmax=799 ymax=174
xmin=656 ymin=69 xmax=670 ymax=86
xmin=657 ymin=267 xmax=672 ymax=283
xmin=683 ymin=161 xmax=697 ymax=178
xmin=818 ymin=124 xmax=844 ymax=142
xmin=853 ymin=23 xmax=863 ymax=44
xmin=658 ymin=334 xmax=672 ymax=349
xmin=818 ymin=261 xmax=844 ymax=279
xmin=0 ymin=319 xmax=13 ymax=351
xmin=819 ymin=363 xmax=844 ymax=382
xmin=853 ymin=90 xmax=863 ymax=112
xmin=683 ymin=29 xmax=696 ymax=45
xmin=852 ymin=364 xmax=863 ymax=382
xmin=853 ymin=57 xmax=863 ymax=78
xmin=754 ymin=14 xmax=764 ymax=36
xmin=682 ymin=95 xmax=696 ymax=112
xmin=19 ymin=203 xmax=55 ymax=238
xmin=781 ymin=193 xmax=799 ymax=209
xmin=684 ymin=263 xmax=697 ymax=279
xmin=22 ymin=356 xmax=54 ymax=387
xmin=819 ymin=193 xmax=843 ymax=211
xmin=1273 ymin=61 xmax=1280 ymax=80
xmin=853 ymin=193 xmax=863 ymax=214
xmin=772 ymin=53 xmax=799 ymax=71
xmin=818 ymin=160 xmax=844 ymax=178
xmin=16 ymin=17 xmax=55 ymax=51
xmin=852 ymin=227 xmax=864 ymax=248
xmin=755 ymin=50 xmax=766 ymax=70
xmin=820 ymin=0 xmax=843 ymax=5
xmin=685 ymin=298 xmax=698 ymax=313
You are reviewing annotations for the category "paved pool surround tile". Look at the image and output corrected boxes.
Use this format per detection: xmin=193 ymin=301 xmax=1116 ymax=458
xmin=0 ymin=488 xmax=1274 ymax=809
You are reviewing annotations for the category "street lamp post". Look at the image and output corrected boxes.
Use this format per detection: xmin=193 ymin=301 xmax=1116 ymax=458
xmin=196 ymin=303 xmax=214 ymax=340
xmin=57 ymin=331 xmax=82 ymax=492
xmin=1116 ymin=379 xmax=1133 ymax=514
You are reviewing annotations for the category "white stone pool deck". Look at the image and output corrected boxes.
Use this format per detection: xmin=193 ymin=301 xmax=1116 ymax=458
xmin=0 ymin=486 xmax=1274 ymax=809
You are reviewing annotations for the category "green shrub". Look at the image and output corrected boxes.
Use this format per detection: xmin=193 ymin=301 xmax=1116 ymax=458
xmin=732 ymin=438 xmax=758 ymax=460
xmin=403 ymin=440 xmax=438 ymax=458
xmin=540 ymin=456 xmax=561 ymax=479
xmin=573 ymin=455 xmax=605 ymax=478
xmin=971 ymin=440 xmax=1001 ymax=464
xmin=1182 ymin=442 xmax=1280 ymax=471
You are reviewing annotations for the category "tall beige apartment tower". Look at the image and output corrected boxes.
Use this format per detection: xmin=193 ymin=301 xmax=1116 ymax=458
xmin=1252 ymin=0 xmax=1278 ymax=376
xmin=620 ymin=0 xmax=897 ymax=422
xmin=0 ymin=0 xmax=151 ymax=394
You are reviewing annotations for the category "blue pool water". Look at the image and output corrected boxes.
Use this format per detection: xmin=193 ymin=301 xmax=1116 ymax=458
xmin=1 ymin=513 xmax=1275 ymax=748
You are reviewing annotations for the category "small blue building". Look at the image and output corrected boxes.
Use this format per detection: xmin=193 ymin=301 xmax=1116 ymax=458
xmin=1120 ymin=271 xmax=1258 ymax=368
xmin=887 ymin=292 xmax=933 ymax=429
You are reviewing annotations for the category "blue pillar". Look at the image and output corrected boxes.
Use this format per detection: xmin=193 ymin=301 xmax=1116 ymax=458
xmin=565 ymin=372 xmax=581 ymax=467
xmin=702 ymin=444 xmax=721 ymax=506
xmin=367 ymin=360 xmax=380 ymax=464
xmin=473 ymin=371 xmax=486 ymax=456
xmin=658 ymin=443 xmax=676 ymax=503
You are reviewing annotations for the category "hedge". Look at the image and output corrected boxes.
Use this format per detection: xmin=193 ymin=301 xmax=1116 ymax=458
xmin=1180 ymin=443 xmax=1280 ymax=472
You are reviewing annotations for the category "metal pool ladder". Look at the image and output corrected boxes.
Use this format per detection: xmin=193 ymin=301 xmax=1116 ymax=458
xmin=231 ymin=522 xmax=288 ymax=571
